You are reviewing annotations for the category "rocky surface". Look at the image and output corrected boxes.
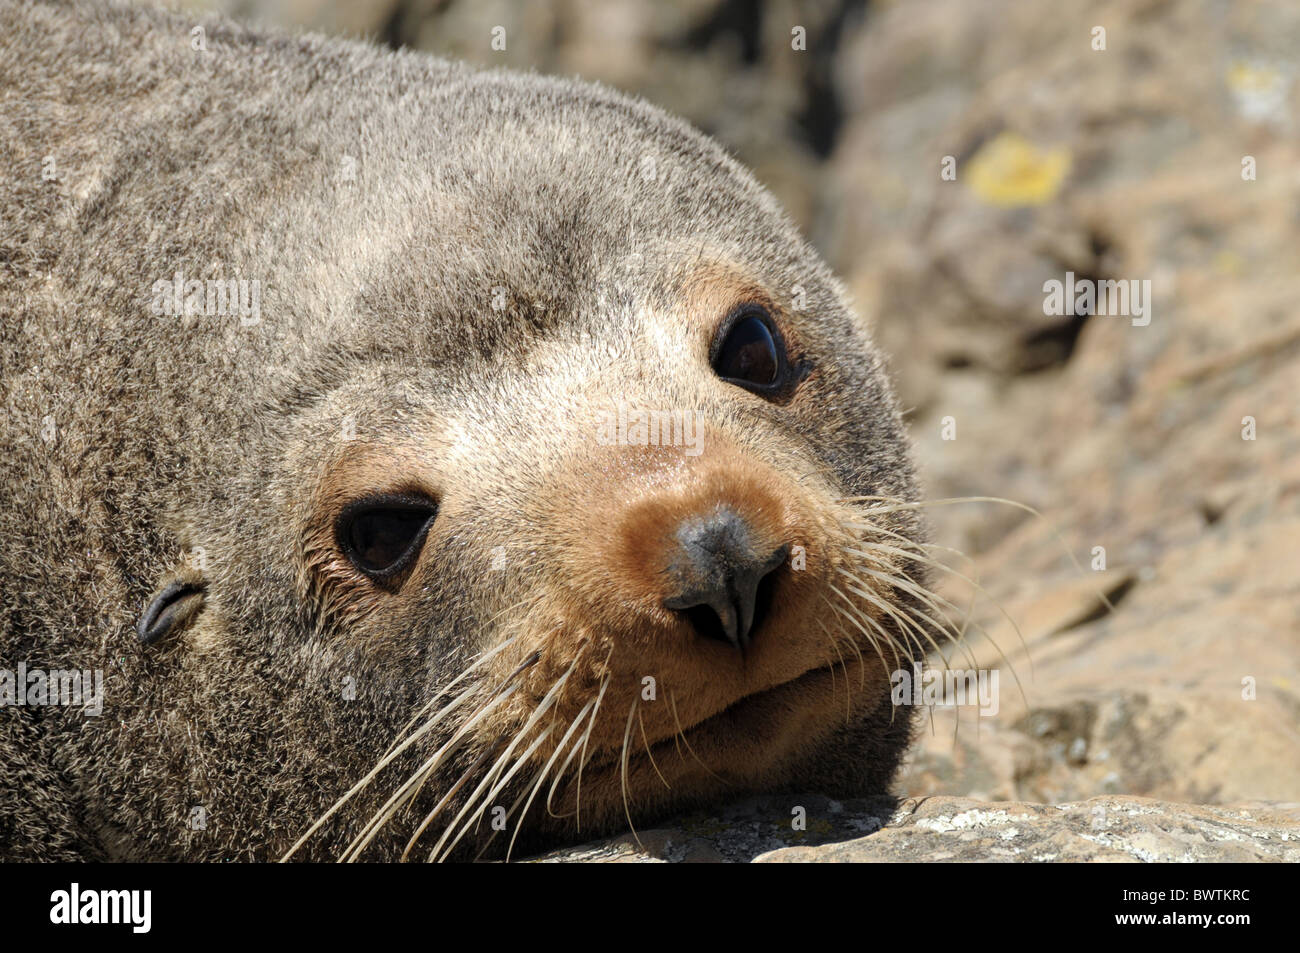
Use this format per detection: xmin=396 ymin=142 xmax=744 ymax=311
xmin=766 ymin=797 xmax=1300 ymax=863
xmin=167 ymin=0 xmax=1300 ymax=859
xmin=829 ymin=0 xmax=1300 ymax=816
xmin=535 ymin=795 xmax=1300 ymax=863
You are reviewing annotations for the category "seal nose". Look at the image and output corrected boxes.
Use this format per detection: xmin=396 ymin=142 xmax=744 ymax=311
xmin=662 ymin=506 xmax=789 ymax=650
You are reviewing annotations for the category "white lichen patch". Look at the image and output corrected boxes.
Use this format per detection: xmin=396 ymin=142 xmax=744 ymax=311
xmin=915 ymin=809 xmax=1036 ymax=834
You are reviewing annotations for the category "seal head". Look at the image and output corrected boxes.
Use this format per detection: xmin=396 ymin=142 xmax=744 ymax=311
xmin=0 ymin=0 xmax=930 ymax=861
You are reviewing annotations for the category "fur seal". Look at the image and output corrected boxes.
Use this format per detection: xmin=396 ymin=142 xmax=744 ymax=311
xmin=0 ymin=0 xmax=934 ymax=861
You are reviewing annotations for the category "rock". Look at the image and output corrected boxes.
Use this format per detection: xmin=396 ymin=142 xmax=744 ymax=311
xmin=531 ymin=795 xmax=1300 ymax=862
xmin=532 ymin=794 xmax=898 ymax=863
xmin=757 ymin=796 xmax=1300 ymax=863
xmin=822 ymin=0 xmax=1300 ymax=814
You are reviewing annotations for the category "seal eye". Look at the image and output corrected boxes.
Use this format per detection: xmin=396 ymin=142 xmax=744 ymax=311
xmin=712 ymin=310 xmax=783 ymax=391
xmin=339 ymin=495 xmax=437 ymax=580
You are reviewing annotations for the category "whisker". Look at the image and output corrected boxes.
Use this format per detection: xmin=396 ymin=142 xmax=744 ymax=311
xmin=398 ymin=743 xmax=500 ymax=861
xmin=544 ymin=671 xmax=610 ymax=823
xmin=840 ymin=556 xmax=1029 ymax=706
xmin=666 ymin=689 xmax=727 ymax=785
xmin=823 ymin=624 xmax=853 ymax=721
xmin=836 ymin=504 xmax=1041 ymax=702
xmin=838 ymin=566 xmax=970 ymax=671
xmin=637 ymin=701 xmax=671 ymax=790
xmin=504 ymin=694 xmax=599 ymax=860
xmin=423 ymin=645 xmax=586 ymax=861
xmin=340 ymin=650 xmax=541 ymax=862
xmin=816 ymin=611 xmax=867 ymax=694
xmin=432 ymin=724 xmax=556 ymax=862
xmin=844 ymin=493 xmax=1116 ymax=617
xmin=846 ymin=533 xmax=1034 ymax=678
xmin=619 ymin=697 xmax=643 ymax=851
xmin=827 ymin=582 xmax=905 ymax=672
xmin=342 ymin=679 xmax=522 ymax=862
xmin=568 ymin=651 xmax=615 ymax=831
xmin=818 ymin=590 xmax=888 ymax=679
xmin=816 ymin=609 xmax=870 ymax=693
xmin=380 ymin=634 xmax=522 ymax=762
xmin=280 ymin=640 xmax=520 ymax=862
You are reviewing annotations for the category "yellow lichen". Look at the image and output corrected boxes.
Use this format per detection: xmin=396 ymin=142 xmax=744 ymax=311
xmin=966 ymin=132 xmax=1071 ymax=207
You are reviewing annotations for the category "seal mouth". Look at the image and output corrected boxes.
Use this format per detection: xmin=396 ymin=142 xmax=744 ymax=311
xmin=557 ymin=655 xmax=868 ymax=822
xmin=671 ymin=657 xmax=839 ymax=741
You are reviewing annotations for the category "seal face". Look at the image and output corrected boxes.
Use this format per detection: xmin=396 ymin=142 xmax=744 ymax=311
xmin=0 ymin=0 xmax=930 ymax=861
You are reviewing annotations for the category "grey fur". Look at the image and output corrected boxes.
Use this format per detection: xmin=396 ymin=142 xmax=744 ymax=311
xmin=0 ymin=0 xmax=924 ymax=860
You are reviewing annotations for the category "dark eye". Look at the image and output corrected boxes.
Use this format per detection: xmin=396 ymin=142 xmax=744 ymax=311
xmin=712 ymin=309 xmax=784 ymax=391
xmin=338 ymin=495 xmax=437 ymax=580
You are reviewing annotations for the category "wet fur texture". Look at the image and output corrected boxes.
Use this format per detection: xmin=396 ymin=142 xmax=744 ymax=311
xmin=0 ymin=0 xmax=925 ymax=860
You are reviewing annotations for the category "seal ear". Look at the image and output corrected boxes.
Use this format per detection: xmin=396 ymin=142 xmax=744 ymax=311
xmin=137 ymin=574 xmax=206 ymax=646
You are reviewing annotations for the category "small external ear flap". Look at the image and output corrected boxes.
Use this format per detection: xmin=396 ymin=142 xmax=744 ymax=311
xmin=137 ymin=575 xmax=206 ymax=646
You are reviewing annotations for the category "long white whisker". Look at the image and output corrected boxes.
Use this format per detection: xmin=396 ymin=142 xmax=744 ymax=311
xmin=424 ymin=647 xmax=585 ymax=861
xmin=619 ymin=697 xmax=643 ymax=851
xmin=280 ymin=640 xmax=520 ymax=862
xmin=504 ymin=695 xmax=598 ymax=860
xmin=339 ymin=649 xmax=541 ymax=862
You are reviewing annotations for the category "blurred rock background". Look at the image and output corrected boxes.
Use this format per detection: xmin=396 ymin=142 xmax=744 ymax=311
xmin=154 ymin=0 xmax=1300 ymax=815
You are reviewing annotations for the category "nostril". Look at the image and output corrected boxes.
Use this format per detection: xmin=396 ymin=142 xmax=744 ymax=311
xmin=681 ymin=603 xmax=731 ymax=646
xmin=675 ymin=550 xmax=784 ymax=649
xmin=663 ymin=506 xmax=789 ymax=650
